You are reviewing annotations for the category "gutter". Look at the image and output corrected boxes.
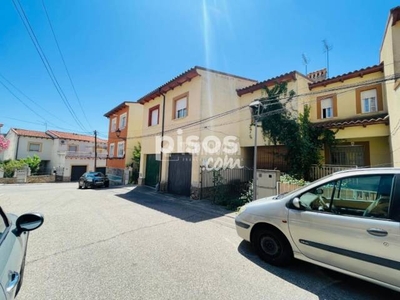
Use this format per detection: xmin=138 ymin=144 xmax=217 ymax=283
xmin=158 ymin=89 xmax=166 ymax=191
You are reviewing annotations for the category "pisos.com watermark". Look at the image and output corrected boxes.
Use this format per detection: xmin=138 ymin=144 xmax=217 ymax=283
xmin=155 ymin=129 xmax=243 ymax=171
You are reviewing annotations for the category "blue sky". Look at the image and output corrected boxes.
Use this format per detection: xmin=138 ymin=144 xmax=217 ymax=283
xmin=0 ymin=0 xmax=398 ymax=139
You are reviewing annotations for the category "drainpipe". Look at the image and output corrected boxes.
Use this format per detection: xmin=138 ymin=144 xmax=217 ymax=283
xmin=15 ymin=135 xmax=20 ymax=160
xmin=158 ymin=89 xmax=166 ymax=191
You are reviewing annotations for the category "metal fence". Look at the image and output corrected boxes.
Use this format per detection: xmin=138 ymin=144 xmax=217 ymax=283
xmin=201 ymin=167 xmax=253 ymax=188
xmin=309 ymin=164 xmax=358 ymax=181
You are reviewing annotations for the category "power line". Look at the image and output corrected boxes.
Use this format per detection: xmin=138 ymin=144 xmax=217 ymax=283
xmin=11 ymin=0 xmax=87 ymax=132
xmin=0 ymin=72 xmax=74 ymax=126
xmin=122 ymin=73 xmax=400 ymax=141
xmin=41 ymin=0 xmax=92 ymax=130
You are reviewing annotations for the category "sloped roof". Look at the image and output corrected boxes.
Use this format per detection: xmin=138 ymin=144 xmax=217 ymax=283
xmin=309 ymin=64 xmax=384 ymax=89
xmin=236 ymin=71 xmax=298 ymax=96
xmin=12 ymin=128 xmax=52 ymax=139
xmin=46 ymin=130 xmax=107 ymax=143
xmin=104 ymin=101 xmax=140 ymax=117
xmin=137 ymin=66 xmax=256 ymax=104
xmin=312 ymin=113 xmax=389 ymax=129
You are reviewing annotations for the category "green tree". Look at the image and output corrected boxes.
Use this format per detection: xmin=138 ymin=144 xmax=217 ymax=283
xmin=130 ymin=142 xmax=141 ymax=183
xmin=253 ymin=82 xmax=336 ymax=180
xmin=22 ymin=155 xmax=42 ymax=175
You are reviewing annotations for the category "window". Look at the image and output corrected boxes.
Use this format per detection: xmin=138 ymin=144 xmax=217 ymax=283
xmin=321 ymin=98 xmax=333 ymax=119
xmin=68 ymin=145 xmax=78 ymax=152
xmin=174 ymin=96 xmax=188 ymax=119
xmin=148 ymin=105 xmax=160 ymax=126
xmin=111 ymin=118 xmax=117 ymax=132
xmin=28 ymin=142 xmax=41 ymax=152
xmin=109 ymin=143 xmax=115 ymax=158
xmin=117 ymin=141 xmax=125 ymax=158
xmin=317 ymin=94 xmax=337 ymax=119
xmin=356 ymin=84 xmax=383 ymax=114
xmin=119 ymin=113 xmax=127 ymax=129
xmin=361 ymin=89 xmax=377 ymax=113
xmin=299 ymin=174 xmax=393 ymax=219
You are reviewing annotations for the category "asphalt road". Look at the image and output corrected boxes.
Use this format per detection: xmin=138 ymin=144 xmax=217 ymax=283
xmin=1 ymin=183 xmax=398 ymax=300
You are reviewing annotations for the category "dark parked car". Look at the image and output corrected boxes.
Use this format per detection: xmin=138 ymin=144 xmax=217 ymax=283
xmin=78 ymin=172 xmax=110 ymax=189
xmin=0 ymin=206 xmax=44 ymax=300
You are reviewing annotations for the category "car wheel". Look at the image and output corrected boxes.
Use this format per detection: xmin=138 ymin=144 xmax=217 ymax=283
xmin=78 ymin=183 xmax=82 ymax=189
xmin=252 ymin=227 xmax=293 ymax=266
xmin=84 ymin=182 xmax=89 ymax=189
xmin=104 ymin=182 xmax=109 ymax=188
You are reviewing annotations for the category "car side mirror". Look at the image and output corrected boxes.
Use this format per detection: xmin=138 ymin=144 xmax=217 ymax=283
xmin=292 ymin=197 xmax=302 ymax=209
xmin=15 ymin=213 xmax=44 ymax=236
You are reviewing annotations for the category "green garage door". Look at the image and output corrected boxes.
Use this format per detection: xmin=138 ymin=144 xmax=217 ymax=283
xmin=145 ymin=154 xmax=160 ymax=187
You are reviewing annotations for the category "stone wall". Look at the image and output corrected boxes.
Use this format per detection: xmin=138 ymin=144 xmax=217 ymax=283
xmin=0 ymin=175 xmax=56 ymax=184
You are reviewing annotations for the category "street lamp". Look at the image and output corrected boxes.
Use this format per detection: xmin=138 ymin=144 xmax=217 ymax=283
xmin=249 ymin=100 xmax=262 ymax=201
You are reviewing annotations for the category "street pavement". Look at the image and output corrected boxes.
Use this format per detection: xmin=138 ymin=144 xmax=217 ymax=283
xmin=0 ymin=182 xmax=398 ymax=300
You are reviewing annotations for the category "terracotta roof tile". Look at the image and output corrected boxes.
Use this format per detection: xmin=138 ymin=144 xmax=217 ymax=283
xmin=237 ymin=71 xmax=298 ymax=96
xmin=46 ymin=130 xmax=107 ymax=143
xmin=309 ymin=63 xmax=384 ymax=89
xmin=137 ymin=66 xmax=256 ymax=104
xmin=313 ymin=113 xmax=389 ymax=129
xmin=12 ymin=128 xmax=51 ymax=139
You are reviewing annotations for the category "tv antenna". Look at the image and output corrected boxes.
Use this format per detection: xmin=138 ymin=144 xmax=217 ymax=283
xmin=302 ymin=53 xmax=310 ymax=74
xmin=322 ymin=39 xmax=333 ymax=78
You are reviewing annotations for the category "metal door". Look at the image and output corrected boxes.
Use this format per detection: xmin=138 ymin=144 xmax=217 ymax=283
xmin=70 ymin=166 xmax=87 ymax=181
xmin=168 ymin=153 xmax=192 ymax=196
xmin=145 ymin=154 xmax=160 ymax=187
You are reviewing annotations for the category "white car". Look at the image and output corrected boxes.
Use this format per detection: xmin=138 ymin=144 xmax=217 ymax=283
xmin=235 ymin=168 xmax=400 ymax=292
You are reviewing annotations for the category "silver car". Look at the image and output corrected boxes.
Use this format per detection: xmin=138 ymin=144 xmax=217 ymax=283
xmin=235 ymin=168 xmax=400 ymax=292
xmin=0 ymin=207 xmax=44 ymax=300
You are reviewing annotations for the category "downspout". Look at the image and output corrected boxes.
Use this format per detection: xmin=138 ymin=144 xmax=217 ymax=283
xmin=158 ymin=88 xmax=166 ymax=191
xmin=15 ymin=135 xmax=20 ymax=160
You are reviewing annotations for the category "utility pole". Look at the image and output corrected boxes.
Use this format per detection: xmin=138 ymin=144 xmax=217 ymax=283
xmin=94 ymin=130 xmax=97 ymax=171
xmin=322 ymin=39 xmax=333 ymax=78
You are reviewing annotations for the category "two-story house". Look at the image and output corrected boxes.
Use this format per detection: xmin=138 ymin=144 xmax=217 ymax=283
xmin=104 ymin=101 xmax=143 ymax=184
xmin=307 ymin=64 xmax=390 ymax=169
xmin=237 ymin=71 xmax=313 ymax=172
xmin=1 ymin=128 xmax=107 ymax=180
xmin=136 ymin=66 xmax=256 ymax=197
xmin=2 ymin=128 xmax=54 ymax=173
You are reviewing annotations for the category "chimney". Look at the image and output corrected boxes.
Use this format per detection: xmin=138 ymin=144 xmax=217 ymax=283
xmin=307 ymin=68 xmax=327 ymax=82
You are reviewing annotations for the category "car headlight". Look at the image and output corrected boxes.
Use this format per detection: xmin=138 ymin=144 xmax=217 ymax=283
xmin=87 ymin=178 xmax=93 ymax=182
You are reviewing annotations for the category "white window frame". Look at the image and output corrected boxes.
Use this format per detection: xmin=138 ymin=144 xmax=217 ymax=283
xmin=175 ymin=97 xmax=187 ymax=119
xmin=109 ymin=143 xmax=115 ymax=158
xmin=119 ymin=113 xmax=127 ymax=129
xmin=111 ymin=118 xmax=117 ymax=132
xmin=28 ymin=142 xmax=41 ymax=152
xmin=117 ymin=141 xmax=125 ymax=158
xmin=321 ymin=98 xmax=333 ymax=119
xmin=361 ymin=89 xmax=378 ymax=113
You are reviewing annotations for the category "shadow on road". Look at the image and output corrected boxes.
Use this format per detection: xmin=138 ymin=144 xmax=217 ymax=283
xmin=115 ymin=185 xmax=233 ymax=223
xmin=237 ymin=241 xmax=399 ymax=300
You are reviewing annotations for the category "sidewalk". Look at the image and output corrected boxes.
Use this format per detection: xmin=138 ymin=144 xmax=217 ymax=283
xmin=128 ymin=185 xmax=237 ymax=221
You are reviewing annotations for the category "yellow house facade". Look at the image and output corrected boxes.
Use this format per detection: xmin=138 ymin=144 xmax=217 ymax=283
xmin=137 ymin=66 xmax=256 ymax=197
xmin=380 ymin=6 xmax=400 ymax=167
xmin=307 ymin=64 xmax=391 ymax=168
